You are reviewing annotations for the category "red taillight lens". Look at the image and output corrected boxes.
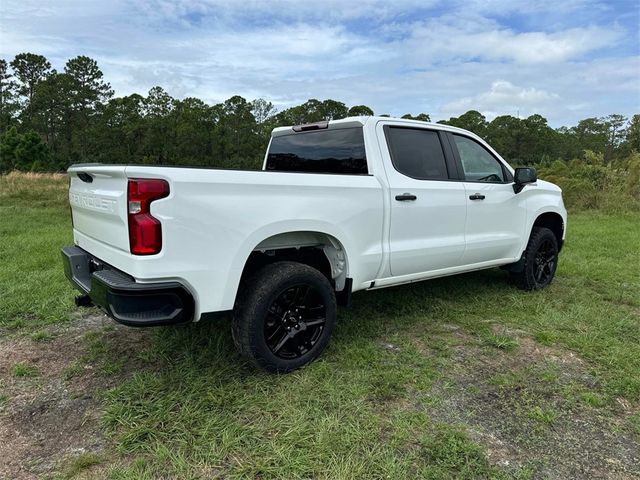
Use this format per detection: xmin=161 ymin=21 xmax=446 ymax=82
xmin=127 ymin=178 xmax=169 ymax=255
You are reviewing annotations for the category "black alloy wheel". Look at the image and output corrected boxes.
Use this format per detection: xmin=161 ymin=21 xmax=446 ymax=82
xmin=232 ymin=261 xmax=337 ymax=372
xmin=533 ymin=238 xmax=557 ymax=286
xmin=264 ymin=284 xmax=327 ymax=359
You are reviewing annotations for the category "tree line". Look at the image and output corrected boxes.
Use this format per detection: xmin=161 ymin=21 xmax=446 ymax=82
xmin=0 ymin=53 xmax=638 ymax=173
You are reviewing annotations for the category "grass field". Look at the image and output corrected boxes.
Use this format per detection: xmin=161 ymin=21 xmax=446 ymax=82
xmin=0 ymin=172 xmax=638 ymax=479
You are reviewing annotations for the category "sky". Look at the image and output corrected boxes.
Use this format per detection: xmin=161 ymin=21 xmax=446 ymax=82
xmin=1 ymin=0 xmax=639 ymax=126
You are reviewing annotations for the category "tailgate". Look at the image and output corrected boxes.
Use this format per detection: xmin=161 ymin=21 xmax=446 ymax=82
xmin=68 ymin=165 xmax=129 ymax=252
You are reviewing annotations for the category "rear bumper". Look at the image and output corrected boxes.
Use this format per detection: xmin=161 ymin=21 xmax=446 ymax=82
xmin=61 ymin=245 xmax=194 ymax=327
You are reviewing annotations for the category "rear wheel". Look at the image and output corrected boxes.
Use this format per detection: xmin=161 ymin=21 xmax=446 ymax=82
xmin=511 ymin=227 xmax=559 ymax=290
xmin=232 ymin=261 xmax=336 ymax=373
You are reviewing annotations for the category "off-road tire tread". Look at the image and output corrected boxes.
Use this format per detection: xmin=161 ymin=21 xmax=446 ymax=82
xmin=511 ymin=226 xmax=558 ymax=291
xmin=232 ymin=261 xmax=336 ymax=373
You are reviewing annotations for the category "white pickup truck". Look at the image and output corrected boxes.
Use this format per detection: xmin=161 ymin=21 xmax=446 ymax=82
xmin=62 ymin=116 xmax=566 ymax=372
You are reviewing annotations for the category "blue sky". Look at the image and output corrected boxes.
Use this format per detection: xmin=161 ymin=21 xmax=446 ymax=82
xmin=1 ymin=0 xmax=638 ymax=126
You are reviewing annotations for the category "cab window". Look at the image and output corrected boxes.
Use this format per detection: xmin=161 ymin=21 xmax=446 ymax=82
xmin=385 ymin=127 xmax=449 ymax=180
xmin=452 ymin=135 xmax=505 ymax=183
xmin=266 ymin=127 xmax=368 ymax=174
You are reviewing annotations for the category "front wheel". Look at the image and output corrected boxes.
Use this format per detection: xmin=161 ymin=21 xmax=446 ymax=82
xmin=232 ymin=261 xmax=337 ymax=373
xmin=511 ymin=226 xmax=559 ymax=290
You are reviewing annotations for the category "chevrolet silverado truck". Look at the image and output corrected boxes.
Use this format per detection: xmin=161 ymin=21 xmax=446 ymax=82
xmin=62 ymin=116 xmax=567 ymax=372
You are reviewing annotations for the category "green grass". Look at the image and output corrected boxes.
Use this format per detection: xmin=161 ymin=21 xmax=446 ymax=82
xmin=62 ymin=361 xmax=85 ymax=380
xmin=630 ymin=413 xmax=640 ymax=437
xmin=0 ymin=173 xmax=74 ymax=330
xmin=579 ymin=392 xmax=607 ymax=408
xmin=30 ymin=330 xmax=53 ymax=342
xmin=57 ymin=452 xmax=105 ymax=479
xmin=527 ymin=406 xmax=557 ymax=425
xmin=482 ymin=330 xmax=519 ymax=351
xmin=1 ymin=172 xmax=638 ymax=478
xmin=12 ymin=362 xmax=39 ymax=377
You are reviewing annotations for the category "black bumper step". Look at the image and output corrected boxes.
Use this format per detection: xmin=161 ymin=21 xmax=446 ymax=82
xmin=61 ymin=246 xmax=193 ymax=327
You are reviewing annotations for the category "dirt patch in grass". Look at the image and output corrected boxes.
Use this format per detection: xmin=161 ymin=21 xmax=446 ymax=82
xmin=421 ymin=325 xmax=640 ymax=479
xmin=0 ymin=313 xmax=151 ymax=479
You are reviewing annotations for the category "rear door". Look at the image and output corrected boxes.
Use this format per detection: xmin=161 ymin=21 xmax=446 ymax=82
xmin=68 ymin=165 xmax=130 ymax=252
xmin=379 ymin=124 xmax=467 ymax=277
xmin=447 ymin=133 xmax=527 ymax=264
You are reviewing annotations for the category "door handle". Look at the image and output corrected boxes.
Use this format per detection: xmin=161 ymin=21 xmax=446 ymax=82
xmin=469 ymin=193 xmax=485 ymax=200
xmin=395 ymin=193 xmax=417 ymax=201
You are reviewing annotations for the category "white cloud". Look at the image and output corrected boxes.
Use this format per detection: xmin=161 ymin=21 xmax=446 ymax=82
xmin=0 ymin=0 xmax=637 ymax=126
xmin=441 ymin=81 xmax=560 ymax=119
xmin=132 ymin=0 xmax=441 ymax=23
xmin=404 ymin=21 xmax=624 ymax=64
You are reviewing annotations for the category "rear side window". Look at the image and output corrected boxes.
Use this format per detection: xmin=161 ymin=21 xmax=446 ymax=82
xmin=266 ymin=127 xmax=368 ymax=174
xmin=385 ymin=127 xmax=449 ymax=180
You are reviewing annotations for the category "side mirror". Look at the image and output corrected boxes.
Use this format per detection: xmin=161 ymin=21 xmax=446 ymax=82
xmin=513 ymin=167 xmax=537 ymax=193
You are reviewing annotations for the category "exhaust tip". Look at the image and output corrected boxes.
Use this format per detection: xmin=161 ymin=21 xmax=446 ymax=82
xmin=75 ymin=294 xmax=93 ymax=308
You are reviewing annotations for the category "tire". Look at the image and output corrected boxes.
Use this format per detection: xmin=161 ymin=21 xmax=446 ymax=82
xmin=232 ymin=261 xmax=337 ymax=373
xmin=511 ymin=227 xmax=559 ymax=291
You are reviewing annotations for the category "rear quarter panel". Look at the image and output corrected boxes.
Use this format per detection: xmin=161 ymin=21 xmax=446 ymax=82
xmin=122 ymin=166 xmax=385 ymax=317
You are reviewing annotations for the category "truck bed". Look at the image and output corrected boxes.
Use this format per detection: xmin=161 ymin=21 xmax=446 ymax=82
xmin=68 ymin=164 xmax=385 ymax=320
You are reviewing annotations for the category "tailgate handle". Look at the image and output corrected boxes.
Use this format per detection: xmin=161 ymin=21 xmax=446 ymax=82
xmin=78 ymin=172 xmax=93 ymax=183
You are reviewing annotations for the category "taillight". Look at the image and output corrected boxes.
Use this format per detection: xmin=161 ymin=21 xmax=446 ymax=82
xmin=127 ymin=178 xmax=169 ymax=255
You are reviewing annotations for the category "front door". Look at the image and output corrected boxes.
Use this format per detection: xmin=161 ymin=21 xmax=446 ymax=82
xmin=449 ymin=133 xmax=527 ymax=264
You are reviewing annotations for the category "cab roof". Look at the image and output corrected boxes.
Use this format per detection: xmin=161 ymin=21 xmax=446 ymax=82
xmin=271 ymin=116 xmax=477 ymax=139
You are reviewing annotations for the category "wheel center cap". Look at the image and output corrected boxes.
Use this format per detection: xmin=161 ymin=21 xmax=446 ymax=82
xmin=283 ymin=311 xmax=299 ymax=325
